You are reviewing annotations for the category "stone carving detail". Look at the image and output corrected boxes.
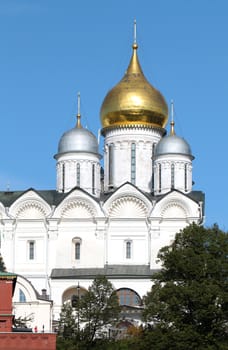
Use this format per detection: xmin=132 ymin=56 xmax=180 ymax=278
xmin=61 ymin=199 xmax=95 ymax=218
xmin=15 ymin=201 xmax=48 ymax=219
xmin=108 ymin=196 xmax=148 ymax=218
xmin=161 ymin=201 xmax=187 ymax=219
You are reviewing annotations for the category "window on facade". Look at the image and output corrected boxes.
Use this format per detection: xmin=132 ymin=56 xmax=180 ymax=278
xmin=108 ymin=144 xmax=114 ymax=186
xmin=126 ymin=241 xmax=132 ymax=259
xmin=75 ymin=242 xmax=81 ymax=260
xmin=131 ymin=143 xmax=136 ymax=185
xmin=158 ymin=163 xmax=162 ymax=192
xmin=76 ymin=163 xmax=80 ymax=187
xmin=117 ymin=288 xmax=141 ymax=307
xmin=184 ymin=164 xmax=188 ymax=191
xmin=19 ymin=289 xmax=26 ymax=302
xmin=171 ymin=163 xmax=175 ymax=189
xmin=151 ymin=143 xmax=156 ymax=191
xmin=28 ymin=241 xmax=35 ymax=260
xmin=62 ymin=163 xmax=65 ymax=192
xmin=92 ymin=164 xmax=95 ymax=194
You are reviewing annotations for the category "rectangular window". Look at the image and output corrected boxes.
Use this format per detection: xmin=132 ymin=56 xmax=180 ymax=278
xmin=29 ymin=241 xmax=35 ymax=260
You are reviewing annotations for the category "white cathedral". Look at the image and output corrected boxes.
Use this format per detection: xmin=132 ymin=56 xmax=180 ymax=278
xmin=0 ymin=36 xmax=204 ymax=331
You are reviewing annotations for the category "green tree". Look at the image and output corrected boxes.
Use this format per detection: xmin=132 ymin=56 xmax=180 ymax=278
xmin=58 ymin=302 xmax=77 ymax=339
xmin=143 ymin=223 xmax=228 ymax=350
xmin=0 ymin=254 xmax=6 ymax=272
xmin=80 ymin=275 xmax=121 ymax=343
xmin=57 ymin=276 xmax=121 ymax=349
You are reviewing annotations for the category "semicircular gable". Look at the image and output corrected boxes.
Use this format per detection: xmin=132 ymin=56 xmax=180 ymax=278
xmin=12 ymin=200 xmax=50 ymax=219
xmin=60 ymin=199 xmax=96 ymax=218
xmin=108 ymin=196 xmax=148 ymax=218
xmin=161 ymin=201 xmax=188 ymax=219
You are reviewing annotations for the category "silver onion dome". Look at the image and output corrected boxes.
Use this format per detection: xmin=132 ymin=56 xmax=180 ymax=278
xmin=155 ymin=134 xmax=192 ymax=157
xmin=56 ymin=112 xmax=99 ymax=156
xmin=57 ymin=127 xmax=99 ymax=155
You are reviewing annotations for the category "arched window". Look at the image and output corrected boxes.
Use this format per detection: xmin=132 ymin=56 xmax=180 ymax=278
xmin=19 ymin=289 xmax=26 ymax=302
xmin=72 ymin=237 xmax=82 ymax=261
xmin=75 ymin=242 xmax=80 ymax=260
xmin=117 ymin=288 xmax=141 ymax=307
xmin=126 ymin=241 xmax=132 ymax=259
xmin=131 ymin=143 xmax=136 ymax=185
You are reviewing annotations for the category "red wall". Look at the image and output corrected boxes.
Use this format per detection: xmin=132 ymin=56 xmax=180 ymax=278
xmin=0 ymin=279 xmax=14 ymax=332
xmin=0 ymin=333 xmax=56 ymax=350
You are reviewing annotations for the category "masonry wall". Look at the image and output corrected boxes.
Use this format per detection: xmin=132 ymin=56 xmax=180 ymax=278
xmin=0 ymin=333 xmax=56 ymax=350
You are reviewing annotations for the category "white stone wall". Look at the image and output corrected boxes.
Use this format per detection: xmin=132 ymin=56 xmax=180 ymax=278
xmin=0 ymin=184 xmax=203 ymax=325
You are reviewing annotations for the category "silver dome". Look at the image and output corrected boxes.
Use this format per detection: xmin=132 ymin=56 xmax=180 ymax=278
xmin=57 ymin=126 xmax=99 ymax=155
xmin=155 ymin=134 xmax=192 ymax=157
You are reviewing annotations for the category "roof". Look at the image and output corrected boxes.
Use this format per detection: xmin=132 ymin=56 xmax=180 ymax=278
xmin=0 ymin=188 xmax=205 ymax=214
xmin=51 ymin=265 xmax=159 ymax=279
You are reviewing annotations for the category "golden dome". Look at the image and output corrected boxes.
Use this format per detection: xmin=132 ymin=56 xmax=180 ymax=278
xmin=100 ymin=43 xmax=168 ymax=130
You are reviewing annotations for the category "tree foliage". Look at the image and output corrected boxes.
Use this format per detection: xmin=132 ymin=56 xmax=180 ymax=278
xmin=58 ymin=302 xmax=77 ymax=339
xmin=57 ymin=275 xmax=120 ymax=347
xmin=80 ymin=275 xmax=121 ymax=342
xmin=143 ymin=223 xmax=228 ymax=349
xmin=0 ymin=254 xmax=6 ymax=272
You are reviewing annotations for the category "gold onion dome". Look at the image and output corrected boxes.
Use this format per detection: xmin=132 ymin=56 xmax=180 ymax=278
xmin=100 ymin=42 xmax=168 ymax=130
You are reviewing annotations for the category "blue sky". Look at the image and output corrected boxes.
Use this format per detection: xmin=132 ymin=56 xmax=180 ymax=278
xmin=0 ymin=0 xmax=228 ymax=230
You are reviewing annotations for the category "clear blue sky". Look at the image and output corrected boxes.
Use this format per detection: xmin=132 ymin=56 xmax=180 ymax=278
xmin=0 ymin=0 xmax=227 ymax=230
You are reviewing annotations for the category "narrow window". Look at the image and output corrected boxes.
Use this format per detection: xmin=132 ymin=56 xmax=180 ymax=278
xmin=108 ymin=144 xmax=114 ymax=186
xmin=131 ymin=143 xmax=136 ymax=185
xmin=62 ymin=163 xmax=65 ymax=192
xmin=75 ymin=242 xmax=80 ymax=260
xmin=126 ymin=241 xmax=132 ymax=259
xmin=151 ymin=143 xmax=156 ymax=191
xmin=19 ymin=289 xmax=26 ymax=302
xmin=92 ymin=164 xmax=95 ymax=194
xmin=159 ymin=163 xmax=162 ymax=192
xmin=29 ymin=241 xmax=35 ymax=260
xmin=184 ymin=164 xmax=188 ymax=191
xmin=76 ymin=163 xmax=80 ymax=187
xmin=171 ymin=163 xmax=175 ymax=189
